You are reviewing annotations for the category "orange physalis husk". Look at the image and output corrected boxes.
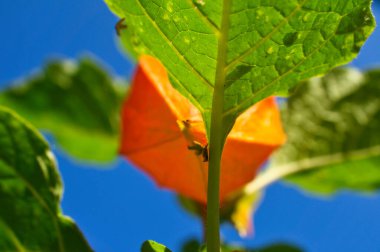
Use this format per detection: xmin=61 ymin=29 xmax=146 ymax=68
xmin=119 ymin=55 xmax=286 ymax=204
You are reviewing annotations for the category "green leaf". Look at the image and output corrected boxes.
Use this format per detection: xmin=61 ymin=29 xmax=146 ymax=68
xmin=0 ymin=58 xmax=126 ymax=163
xmin=0 ymin=106 xmax=92 ymax=251
xmin=105 ymin=0 xmax=375 ymax=137
xmin=271 ymin=68 xmax=380 ymax=194
xmin=141 ymin=240 xmax=172 ymax=252
xmin=250 ymin=244 xmax=303 ymax=252
xmin=181 ymin=239 xmax=202 ymax=252
xmin=105 ymin=3 xmax=375 ymax=251
xmin=224 ymin=243 xmax=303 ymax=252
xmin=180 ymin=239 xmax=303 ymax=252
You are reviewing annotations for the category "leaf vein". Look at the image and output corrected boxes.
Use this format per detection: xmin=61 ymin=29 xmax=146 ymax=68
xmin=223 ymin=14 xmax=345 ymax=117
xmin=186 ymin=0 xmax=220 ymax=33
xmin=135 ymin=0 xmax=214 ymax=89
xmin=225 ymin=0 xmax=308 ymax=72
xmin=0 ymin=218 xmax=27 ymax=252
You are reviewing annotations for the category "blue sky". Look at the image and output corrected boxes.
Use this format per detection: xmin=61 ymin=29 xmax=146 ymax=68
xmin=1 ymin=1 xmax=380 ymax=251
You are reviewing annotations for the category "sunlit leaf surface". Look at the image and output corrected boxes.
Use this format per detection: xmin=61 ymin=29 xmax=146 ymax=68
xmin=106 ymin=0 xmax=375 ymax=136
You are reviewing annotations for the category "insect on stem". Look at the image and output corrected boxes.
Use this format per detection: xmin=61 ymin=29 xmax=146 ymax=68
xmin=187 ymin=141 xmax=209 ymax=162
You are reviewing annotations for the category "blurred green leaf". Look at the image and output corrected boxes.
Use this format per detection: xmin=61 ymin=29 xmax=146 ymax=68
xmin=273 ymin=68 xmax=380 ymax=194
xmin=177 ymin=195 xmax=205 ymax=218
xmin=141 ymin=240 xmax=172 ymax=252
xmin=0 ymin=58 xmax=126 ymax=163
xmin=0 ymin=106 xmax=92 ymax=251
xmin=180 ymin=239 xmax=302 ymax=252
xmin=250 ymin=244 xmax=303 ymax=252
xmin=105 ymin=0 xmax=374 ymax=137
xmin=181 ymin=239 xmax=201 ymax=252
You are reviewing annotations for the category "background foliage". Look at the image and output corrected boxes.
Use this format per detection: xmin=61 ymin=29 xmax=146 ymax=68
xmin=0 ymin=59 xmax=125 ymax=162
xmin=274 ymin=68 xmax=380 ymax=193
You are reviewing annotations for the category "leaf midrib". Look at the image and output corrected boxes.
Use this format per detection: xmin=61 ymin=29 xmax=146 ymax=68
xmin=245 ymin=144 xmax=380 ymax=195
xmin=278 ymin=144 xmax=380 ymax=174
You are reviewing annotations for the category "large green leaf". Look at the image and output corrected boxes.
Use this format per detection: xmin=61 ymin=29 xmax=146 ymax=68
xmin=105 ymin=0 xmax=375 ymax=136
xmin=0 ymin=106 xmax=92 ymax=251
xmin=268 ymin=68 xmax=380 ymax=194
xmin=0 ymin=58 xmax=126 ymax=163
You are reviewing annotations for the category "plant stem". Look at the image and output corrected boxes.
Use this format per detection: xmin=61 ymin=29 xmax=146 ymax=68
xmin=200 ymin=204 xmax=207 ymax=243
xmin=206 ymin=86 xmax=224 ymax=252
xmin=206 ymin=1 xmax=231 ymax=251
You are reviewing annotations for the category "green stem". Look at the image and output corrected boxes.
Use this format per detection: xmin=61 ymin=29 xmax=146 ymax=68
xmin=206 ymin=1 xmax=231 ymax=251
xmin=200 ymin=204 xmax=207 ymax=243
xmin=206 ymin=86 xmax=224 ymax=252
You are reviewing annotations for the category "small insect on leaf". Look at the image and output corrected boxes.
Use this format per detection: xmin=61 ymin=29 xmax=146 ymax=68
xmin=115 ymin=18 xmax=127 ymax=36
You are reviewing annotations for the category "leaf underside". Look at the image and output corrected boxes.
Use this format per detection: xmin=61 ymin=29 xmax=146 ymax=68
xmin=0 ymin=58 xmax=125 ymax=162
xmin=0 ymin=106 xmax=92 ymax=251
xmin=274 ymin=68 xmax=380 ymax=194
xmin=106 ymin=0 xmax=375 ymax=137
